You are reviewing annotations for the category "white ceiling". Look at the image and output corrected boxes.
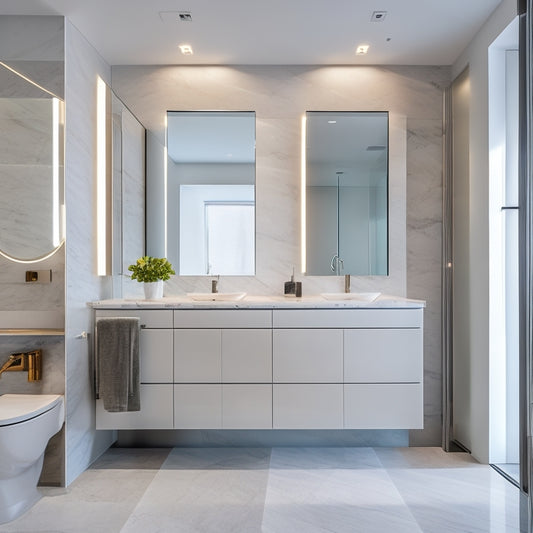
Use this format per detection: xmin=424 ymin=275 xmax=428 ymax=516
xmin=0 ymin=0 xmax=503 ymax=66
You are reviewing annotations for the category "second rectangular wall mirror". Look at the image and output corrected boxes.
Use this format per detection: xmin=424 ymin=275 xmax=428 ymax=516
xmin=304 ymin=111 xmax=389 ymax=276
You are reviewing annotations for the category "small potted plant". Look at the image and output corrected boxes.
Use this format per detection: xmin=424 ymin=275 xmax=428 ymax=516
xmin=128 ymin=256 xmax=175 ymax=299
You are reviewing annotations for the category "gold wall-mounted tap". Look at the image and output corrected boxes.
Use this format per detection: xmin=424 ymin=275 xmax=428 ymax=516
xmin=0 ymin=349 xmax=42 ymax=381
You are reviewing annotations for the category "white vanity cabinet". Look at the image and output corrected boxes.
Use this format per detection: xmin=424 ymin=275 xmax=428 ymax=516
xmin=95 ymin=309 xmax=174 ymax=430
xmin=173 ymin=310 xmax=272 ymax=429
xmin=93 ymin=302 xmax=424 ymax=432
xmin=272 ymin=308 xmax=424 ymax=430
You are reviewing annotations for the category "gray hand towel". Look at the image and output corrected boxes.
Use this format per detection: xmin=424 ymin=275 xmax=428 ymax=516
xmin=96 ymin=317 xmax=140 ymax=412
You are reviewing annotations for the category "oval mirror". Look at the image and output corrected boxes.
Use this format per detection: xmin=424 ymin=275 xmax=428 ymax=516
xmin=0 ymin=63 xmax=65 ymax=261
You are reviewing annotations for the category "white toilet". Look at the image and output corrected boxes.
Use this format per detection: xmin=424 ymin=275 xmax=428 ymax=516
xmin=0 ymin=394 xmax=64 ymax=524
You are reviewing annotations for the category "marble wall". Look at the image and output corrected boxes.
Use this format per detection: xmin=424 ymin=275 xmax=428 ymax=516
xmin=113 ymin=64 xmax=449 ymax=446
xmin=0 ymin=15 xmax=65 ymax=486
xmin=64 ymin=20 xmax=115 ymax=486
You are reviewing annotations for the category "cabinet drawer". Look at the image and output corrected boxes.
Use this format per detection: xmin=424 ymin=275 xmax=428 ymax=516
xmin=174 ymin=310 xmax=272 ymax=328
xmin=174 ymin=329 xmax=221 ymax=382
xmin=222 ymin=384 xmax=272 ymax=429
xmin=273 ymin=384 xmax=343 ymax=429
xmin=222 ymin=329 xmax=272 ymax=382
xmin=344 ymin=384 xmax=423 ymax=429
xmin=273 ymin=308 xmax=423 ymax=329
xmin=140 ymin=329 xmax=173 ymax=383
xmin=174 ymin=384 xmax=221 ymax=429
xmin=95 ymin=309 xmax=173 ymax=328
xmin=344 ymin=329 xmax=422 ymax=383
xmin=96 ymin=384 xmax=173 ymax=429
xmin=273 ymin=329 xmax=342 ymax=383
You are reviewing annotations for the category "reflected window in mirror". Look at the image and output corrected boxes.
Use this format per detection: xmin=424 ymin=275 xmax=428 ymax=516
xmin=159 ymin=111 xmax=255 ymax=276
xmin=304 ymin=111 xmax=388 ymax=276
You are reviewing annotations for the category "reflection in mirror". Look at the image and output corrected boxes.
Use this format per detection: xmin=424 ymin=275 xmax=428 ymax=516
xmin=163 ymin=111 xmax=255 ymax=275
xmin=0 ymin=63 xmax=65 ymax=261
xmin=111 ymin=92 xmax=145 ymax=278
xmin=305 ymin=111 xmax=388 ymax=276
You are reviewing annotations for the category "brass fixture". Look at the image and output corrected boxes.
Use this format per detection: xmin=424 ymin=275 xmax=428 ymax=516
xmin=25 ymin=270 xmax=52 ymax=283
xmin=0 ymin=349 xmax=42 ymax=381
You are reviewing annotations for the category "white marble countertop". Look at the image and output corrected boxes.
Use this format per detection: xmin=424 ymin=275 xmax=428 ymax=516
xmin=90 ymin=294 xmax=425 ymax=309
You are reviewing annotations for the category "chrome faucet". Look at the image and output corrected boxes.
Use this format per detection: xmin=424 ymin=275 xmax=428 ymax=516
xmin=211 ymin=275 xmax=219 ymax=294
xmin=344 ymin=274 xmax=351 ymax=294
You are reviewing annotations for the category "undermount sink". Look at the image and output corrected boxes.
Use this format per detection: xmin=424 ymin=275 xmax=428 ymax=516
xmin=187 ymin=292 xmax=247 ymax=302
xmin=321 ymin=292 xmax=381 ymax=302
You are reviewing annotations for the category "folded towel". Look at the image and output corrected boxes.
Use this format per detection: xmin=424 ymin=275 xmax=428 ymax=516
xmin=96 ymin=317 xmax=140 ymax=412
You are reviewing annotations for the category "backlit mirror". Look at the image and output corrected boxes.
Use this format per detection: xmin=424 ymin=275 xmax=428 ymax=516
xmin=0 ymin=63 xmax=65 ymax=261
xmin=304 ymin=111 xmax=388 ymax=276
xmin=162 ymin=111 xmax=255 ymax=275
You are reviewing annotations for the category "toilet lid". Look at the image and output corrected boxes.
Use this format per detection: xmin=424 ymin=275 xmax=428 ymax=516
xmin=0 ymin=394 xmax=63 ymax=426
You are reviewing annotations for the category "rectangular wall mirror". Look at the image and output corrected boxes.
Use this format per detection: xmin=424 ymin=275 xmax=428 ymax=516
xmin=304 ymin=111 xmax=388 ymax=276
xmin=148 ymin=110 xmax=256 ymax=276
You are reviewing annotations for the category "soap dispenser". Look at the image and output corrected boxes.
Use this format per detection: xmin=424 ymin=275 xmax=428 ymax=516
xmin=284 ymin=268 xmax=302 ymax=297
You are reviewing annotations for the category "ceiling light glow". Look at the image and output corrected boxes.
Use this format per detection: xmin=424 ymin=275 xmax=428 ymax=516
xmin=356 ymin=45 xmax=369 ymax=55
xmin=179 ymin=44 xmax=194 ymax=55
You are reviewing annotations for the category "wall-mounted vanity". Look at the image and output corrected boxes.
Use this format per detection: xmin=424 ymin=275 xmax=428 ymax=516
xmin=93 ymin=297 xmax=424 ymax=432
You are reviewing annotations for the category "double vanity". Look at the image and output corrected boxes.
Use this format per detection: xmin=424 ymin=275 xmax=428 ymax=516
xmin=93 ymin=295 xmax=424 ymax=432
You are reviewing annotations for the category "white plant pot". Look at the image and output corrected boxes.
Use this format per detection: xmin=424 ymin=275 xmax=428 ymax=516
xmin=143 ymin=280 xmax=164 ymax=299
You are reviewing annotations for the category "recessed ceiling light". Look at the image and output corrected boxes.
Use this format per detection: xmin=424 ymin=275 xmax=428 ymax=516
xmin=356 ymin=45 xmax=369 ymax=55
xmin=328 ymin=120 xmax=337 ymax=124
xmin=179 ymin=44 xmax=194 ymax=55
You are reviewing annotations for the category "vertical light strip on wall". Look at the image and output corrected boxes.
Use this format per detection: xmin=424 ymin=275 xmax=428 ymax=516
xmin=301 ymin=115 xmax=307 ymax=273
xmin=52 ymin=98 xmax=60 ymax=247
xmin=164 ymin=114 xmax=168 ymax=257
xmin=97 ymin=76 xmax=109 ymax=275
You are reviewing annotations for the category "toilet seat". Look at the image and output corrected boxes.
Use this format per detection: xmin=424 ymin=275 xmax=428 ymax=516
xmin=0 ymin=394 xmax=63 ymax=426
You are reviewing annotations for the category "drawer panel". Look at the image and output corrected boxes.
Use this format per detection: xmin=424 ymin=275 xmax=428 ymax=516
xmin=273 ymin=384 xmax=343 ymax=429
xmin=344 ymin=329 xmax=423 ymax=383
xmin=95 ymin=309 xmax=173 ymax=328
xmin=273 ymin=308 xmax=423 ymax=329
xmin=140 ymin=329 xmax=173 ymax=383
xmin=174 ymin=329 xmax=221 ymax=382
xmin=174 ymin=309 xmax=272 ymax=329
xmin=222 ymin=384 xmax=272 ymax=429
xmin=222 ymin=329 xmax=272 ymax=382
xmin=273 ymin=329 xmax=342 ymax=383
xmin=96 ymin=384 xmax=173 ymax=429
xmin=344 ymin=384 xmax=423 ymax=429
xmin=174 ymin=384 xmax=222 ymax=429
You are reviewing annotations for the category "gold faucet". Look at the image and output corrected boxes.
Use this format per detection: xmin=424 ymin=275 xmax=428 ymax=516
xmin=0 ymin=350 xmax=42 ymax=381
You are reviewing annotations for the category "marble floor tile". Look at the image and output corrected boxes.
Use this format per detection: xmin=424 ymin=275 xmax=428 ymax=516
xmin=0 ymin=449 xmax=168 ymax=533
xmin=375 ymin=448 xmax=521 ymax=532
xmin=0 ymin=446 xmax=523 ymax=533
xmin=120 ymin=448 xmax=271 ymax=533
xmin=262 ymin=447 xmax=422 ymax=533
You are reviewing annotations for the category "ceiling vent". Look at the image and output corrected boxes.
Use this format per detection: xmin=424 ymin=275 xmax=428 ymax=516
xmin=371 ymin=11 xmax=387 ymax=22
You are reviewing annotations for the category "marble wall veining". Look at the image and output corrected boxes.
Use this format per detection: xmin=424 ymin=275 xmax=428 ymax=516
xmin=112 ymin=64 xmax=449 ymax=446
xmin=0 ymin=15 xmax=66 ymax=486
xmin=64 ymin=20 xmax=114 ymax=486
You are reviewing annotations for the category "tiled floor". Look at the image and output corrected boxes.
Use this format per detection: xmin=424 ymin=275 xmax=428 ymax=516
xmin=0 ymin=447 xmax=522 ymax=532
